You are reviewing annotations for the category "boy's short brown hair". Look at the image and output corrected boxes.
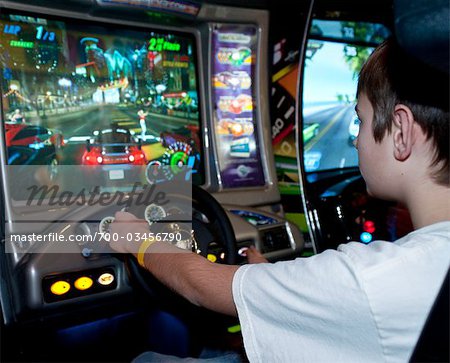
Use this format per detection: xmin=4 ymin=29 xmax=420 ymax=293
xmin=357 ymin=38 xmax=449 ymax=185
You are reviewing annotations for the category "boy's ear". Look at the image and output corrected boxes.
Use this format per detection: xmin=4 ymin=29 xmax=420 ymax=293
xmin=392 ymin=104 xmax=415 ymax=161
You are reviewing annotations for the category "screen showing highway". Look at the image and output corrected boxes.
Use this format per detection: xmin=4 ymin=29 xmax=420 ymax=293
xmin=302 ymin=20 xmax=389 ymax=172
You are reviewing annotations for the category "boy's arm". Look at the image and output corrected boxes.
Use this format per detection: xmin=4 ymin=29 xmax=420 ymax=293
xmin=110 ymin=212 xmax=239 ymax=316
xmin=142 ymin=247 xmax=239 ymax=316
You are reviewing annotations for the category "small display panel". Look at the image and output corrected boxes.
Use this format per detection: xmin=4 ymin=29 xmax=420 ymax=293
xmin=230 ymin=209 xmax=277 ymax=226
xmin=211 ymin=24 xmax=265 ymax=188
xmin=0 ymin=12 xmax=204 ymax=184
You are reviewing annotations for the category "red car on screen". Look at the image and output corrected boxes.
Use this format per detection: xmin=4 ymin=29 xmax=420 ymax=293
xmin=82 ymin=127 xmax=147 ymax=165
xmin=5 ymin=122 xmax=64 ymax=149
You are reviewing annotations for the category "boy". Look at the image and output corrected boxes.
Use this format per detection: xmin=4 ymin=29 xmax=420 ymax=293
xmin=110 ymin=38 xmax=449 ymax=362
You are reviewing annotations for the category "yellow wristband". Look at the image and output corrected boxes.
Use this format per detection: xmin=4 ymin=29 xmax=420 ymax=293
xmin=137 ymin=237 xmax=156 ymax=268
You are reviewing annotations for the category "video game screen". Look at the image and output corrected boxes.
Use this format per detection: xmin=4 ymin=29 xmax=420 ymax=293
xmin=302 ymin=20 xmax=389 ymax=172
xmin=0 ymin=12 xmax=204 ymax=185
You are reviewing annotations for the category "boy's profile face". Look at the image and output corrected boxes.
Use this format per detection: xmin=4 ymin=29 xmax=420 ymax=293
xmin=355 ymin=93 xmax=395 ymax=200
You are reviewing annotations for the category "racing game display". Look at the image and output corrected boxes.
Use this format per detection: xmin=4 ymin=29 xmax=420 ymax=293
xmin=211 ymin=24 xmax=265 ymax=188
xmin=0 ymin=12 xmax=203 ymax=185
xmin=302 ymin=20 xmax=389 ymax=172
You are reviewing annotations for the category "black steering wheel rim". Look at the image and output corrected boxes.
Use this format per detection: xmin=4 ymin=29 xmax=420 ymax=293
xmin=191 ymin=184 xmax=237 ymax=265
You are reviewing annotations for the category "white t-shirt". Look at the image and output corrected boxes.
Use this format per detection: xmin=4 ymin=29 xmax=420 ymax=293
xmin=232 ymin=221 xmax=450 ymax=363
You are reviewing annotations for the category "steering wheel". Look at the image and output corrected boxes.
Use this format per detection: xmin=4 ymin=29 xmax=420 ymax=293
xmin=311 ymin=174 xmax=396 ymax=252
xmin=123 ymin=183 xmax=238 ymax=295
xmin=126 ymin=183 xmax=237 ymax=264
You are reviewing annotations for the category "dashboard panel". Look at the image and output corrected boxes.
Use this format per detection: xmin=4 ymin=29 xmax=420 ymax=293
xmin=1 ymin=188 xmax=303 ymax=325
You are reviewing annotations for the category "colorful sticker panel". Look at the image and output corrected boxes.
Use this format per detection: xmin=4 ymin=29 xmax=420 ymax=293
xmin=211 ymin=24 xmax=265 ymax=188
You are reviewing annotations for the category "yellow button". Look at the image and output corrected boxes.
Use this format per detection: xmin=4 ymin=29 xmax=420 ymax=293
xmin=98 ymin=273 xmax=115 ymax=286
xmin=207 ymin=254 xmax=217 ymax=263
xmin=74 ymin=277 xmax=93 ymax=291
xmin=50 ymin=281 xmax=71 ymax=296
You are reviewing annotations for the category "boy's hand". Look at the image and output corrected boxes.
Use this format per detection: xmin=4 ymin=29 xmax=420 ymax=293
xmin=109 ymin=211 xmax=149 ymax=255
xmin=246 ymin=245 xmax=268 ymax=264
xmin=109 ymin=213 xmax=269 ymax=265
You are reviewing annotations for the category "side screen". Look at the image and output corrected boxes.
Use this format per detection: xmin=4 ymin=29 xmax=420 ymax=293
xmin=0 ymin=13 xmax=204 ymax=184
xmin=302 ymin=20 xmax=390 ymax=172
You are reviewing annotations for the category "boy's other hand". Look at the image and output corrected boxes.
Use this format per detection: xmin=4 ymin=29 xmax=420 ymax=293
xmin=109 ymin=211 xmax=149 ymax=255
xmin=246 ymin=245 xmax=268 ymax=264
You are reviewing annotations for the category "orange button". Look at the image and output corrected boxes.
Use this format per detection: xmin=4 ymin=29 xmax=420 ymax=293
xmin=74 ymin=277 xmax=93 ymax=291
xmin=50 ymin=281 xmax=71 ymax=296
